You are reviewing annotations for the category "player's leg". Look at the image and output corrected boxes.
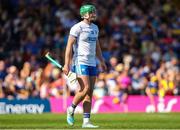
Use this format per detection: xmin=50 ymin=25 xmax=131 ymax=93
xmin=82 ymin=66 xmax=99 ymax=128
xmin=72 ymin=75 xmax=91 ymax=106
xmin=82 ymin=76 xmax=95 ymax=114
xmin=67 ymin=65 xmax=91 ymax=126
xmin=82 ymin=76 xmax=99 ymax=128
xmin=67 ymin=75 xmax=90 ymax=125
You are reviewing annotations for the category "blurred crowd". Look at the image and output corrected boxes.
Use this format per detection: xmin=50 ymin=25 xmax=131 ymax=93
xmin=0 ymin=0 xmax=179 ymax=100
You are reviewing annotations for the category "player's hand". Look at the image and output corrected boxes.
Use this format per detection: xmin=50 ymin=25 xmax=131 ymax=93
xmin=100 ymin=61 xmax=107 ymax=72
xmin=63 ymin=65 xmax=70 ymax=75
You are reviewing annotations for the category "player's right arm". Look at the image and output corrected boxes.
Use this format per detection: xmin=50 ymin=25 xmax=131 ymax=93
xmin=63 ymin=36 xmax=76 ymax=75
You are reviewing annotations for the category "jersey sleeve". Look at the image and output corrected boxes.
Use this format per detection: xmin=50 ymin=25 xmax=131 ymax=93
xmin=69 ymin=24 xmax=81 ymax=38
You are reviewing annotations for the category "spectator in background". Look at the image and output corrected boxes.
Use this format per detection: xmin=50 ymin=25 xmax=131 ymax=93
xmin=0 ymin=60 xmax=6 ymax=98
xmin=49 ymin=67 xmax=65 ymax=98
xmin=106 ymin=73 xmax=119 ymax=97
xmin=3 ymin=66 xmax=18 ymax=99
xmin=131 ymin=69 xmax=147 ymax=95
xmin=39 ymin=63 xmax=52 ymax=99
xmin=113 ymin=64 xmax=131 ymax=112
xmin=0 ymin=60 xmax=7 ymax=81
xmin=93 ymin=73 xmax=107 ymax=113
xmin=0 ymin=82 xmax=4 ymax=98
xmin=109 ymin=56 xmax=119 ymax=72
xmin=146 ymin=74 xmax=158 ymax=111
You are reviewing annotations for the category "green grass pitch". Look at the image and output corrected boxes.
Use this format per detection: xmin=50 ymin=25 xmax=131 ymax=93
xmin=0 ymin=113 xmax=180 ymax=129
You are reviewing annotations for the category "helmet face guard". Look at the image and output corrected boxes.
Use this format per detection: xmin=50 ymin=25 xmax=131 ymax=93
xmin=80 ymin=4 xmax=96 ymax=19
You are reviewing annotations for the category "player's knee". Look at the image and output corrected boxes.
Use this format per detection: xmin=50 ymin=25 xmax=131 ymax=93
xmin=83 ymin=86 xmax=90 ymax=95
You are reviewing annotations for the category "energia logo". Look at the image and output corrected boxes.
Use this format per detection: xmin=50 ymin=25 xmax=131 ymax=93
xmin=0 ymin=102 xmax=45 ymax=114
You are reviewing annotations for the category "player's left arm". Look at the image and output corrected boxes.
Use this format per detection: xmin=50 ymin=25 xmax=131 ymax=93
xmin=96 ymin=39 xmax=107 ymax=71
